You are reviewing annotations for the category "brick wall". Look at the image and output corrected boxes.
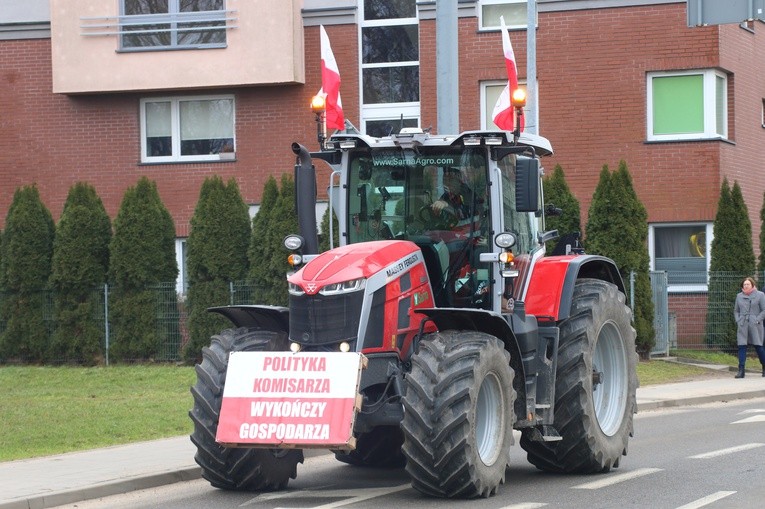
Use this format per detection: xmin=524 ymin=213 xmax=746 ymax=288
xmin=2 ymin=5 xmax=765 ymax=243
xmin=0 ymin=25 xmax=359 ymax=236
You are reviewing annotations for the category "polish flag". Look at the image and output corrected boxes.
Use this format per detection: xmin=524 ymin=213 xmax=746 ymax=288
xmin=492 ymin=16 xmax=524 ymax=132
xmin=318 ymin=25 xmax=344 ymax=131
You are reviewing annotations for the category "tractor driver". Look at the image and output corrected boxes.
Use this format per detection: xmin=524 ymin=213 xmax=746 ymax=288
xmin=431 ymin=167 xmax=474 ymax=221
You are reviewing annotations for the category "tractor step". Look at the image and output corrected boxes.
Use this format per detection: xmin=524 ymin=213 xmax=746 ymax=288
xmin=526 ymin=425 xmax=562 ymax=443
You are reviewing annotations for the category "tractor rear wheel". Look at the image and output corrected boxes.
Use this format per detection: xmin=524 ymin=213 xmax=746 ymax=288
xmin=189 ymin=327 xmax=304 ymax=491
xmin=520 ymin=278 xmax=638 ymax=473
xmin=401 ymin=331 xmax=515 ymax=498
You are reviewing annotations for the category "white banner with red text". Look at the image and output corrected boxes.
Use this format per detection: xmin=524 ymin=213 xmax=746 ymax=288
xmin=216 ymin=351 xmax=365 ymax=449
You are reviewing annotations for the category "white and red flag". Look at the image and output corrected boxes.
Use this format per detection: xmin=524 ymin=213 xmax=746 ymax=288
xmin=318 ymin=25 xmax=344 ymax=131
xmin=492 ymin=16 xmax=524 ymax=132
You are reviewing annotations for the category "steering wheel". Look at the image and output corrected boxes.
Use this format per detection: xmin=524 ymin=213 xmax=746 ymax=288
xmin=418 ymin=203 xmax=458 ymax=230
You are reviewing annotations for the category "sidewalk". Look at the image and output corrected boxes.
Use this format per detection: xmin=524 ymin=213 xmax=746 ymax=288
xmin=2 ymin=375 xmax=765 ymax=509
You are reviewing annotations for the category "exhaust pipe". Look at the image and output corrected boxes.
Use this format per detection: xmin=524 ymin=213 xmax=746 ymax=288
xmin=292 ymin=143 xmax=319 ymax=255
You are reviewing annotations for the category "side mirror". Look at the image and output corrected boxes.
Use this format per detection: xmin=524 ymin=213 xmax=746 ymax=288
xmin=515 ymin=157 xmax=540 ymax=213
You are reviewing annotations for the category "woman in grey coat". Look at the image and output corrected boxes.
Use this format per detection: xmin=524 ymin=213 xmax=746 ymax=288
xmin=733 ymin=277 xmax=765 ymax=378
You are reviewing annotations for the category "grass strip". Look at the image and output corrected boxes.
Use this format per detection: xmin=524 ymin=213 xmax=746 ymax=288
xmin=0 ymin=365 xmax=195 ymax=462
xmin=0 ymin=355 xmax=732 ymax=462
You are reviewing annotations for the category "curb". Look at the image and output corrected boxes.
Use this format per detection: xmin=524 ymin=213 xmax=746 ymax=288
xmin=636 ymin=389 xmax=765 ymax=412
xmin=0 ymin=467 xmax=201 ymax=509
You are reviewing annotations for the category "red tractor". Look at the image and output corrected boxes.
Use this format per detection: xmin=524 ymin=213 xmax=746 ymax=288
xmin=190 ymin=120 xmax=637 ymax=498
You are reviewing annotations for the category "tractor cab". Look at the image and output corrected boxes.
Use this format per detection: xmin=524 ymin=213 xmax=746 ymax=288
xmin=299 ymin=128 xmax=554 ymax=314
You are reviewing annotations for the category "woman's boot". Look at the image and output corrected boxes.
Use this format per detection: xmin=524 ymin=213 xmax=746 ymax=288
xmin=736 ymin=346 xmax=747 ymax=378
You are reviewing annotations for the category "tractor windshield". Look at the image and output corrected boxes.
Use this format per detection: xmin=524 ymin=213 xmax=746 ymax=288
xmin=347 ymin=148 xmax=491 ymax=308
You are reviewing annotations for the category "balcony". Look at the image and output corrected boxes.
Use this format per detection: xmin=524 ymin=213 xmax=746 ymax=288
xmin=50 ymin=0 xmax=305 ymax=94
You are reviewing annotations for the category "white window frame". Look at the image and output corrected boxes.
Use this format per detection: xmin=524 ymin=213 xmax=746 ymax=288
xmin=175 ymin=238 xmax=188 ymax=296
xmin=480 ymin=80 xmax=535 ymax=131
xmin=646 ymin=69 xmax=728 ymax=142
xmin=648 ymin=222 xmax=712 ymax=292
xmin=358 ymin=1 xmax=420 ymax=134
xmin=139 ymin=94 xmax=235 ymax=163
xmin=478 ymin=0 xmax=530 ymax=31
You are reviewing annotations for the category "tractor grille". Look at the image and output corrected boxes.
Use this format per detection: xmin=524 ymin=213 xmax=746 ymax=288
xmin=289 ymin=291 xmax=363 ymax=345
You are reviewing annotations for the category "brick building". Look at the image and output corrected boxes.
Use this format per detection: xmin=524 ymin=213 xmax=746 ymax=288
xmin=1 ymin=0 xmax=764 ymax=296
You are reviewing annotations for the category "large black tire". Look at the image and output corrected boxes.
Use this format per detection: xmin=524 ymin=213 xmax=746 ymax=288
xmin=401 ymin=331 xmax=515 ymax=498
xmin=520 ymin=278 xmax=638 ymax=473
xmin=189 ymin=327 xmax=304 ymax=491
xmin=333 ymin=426 xmax=405 ymax=468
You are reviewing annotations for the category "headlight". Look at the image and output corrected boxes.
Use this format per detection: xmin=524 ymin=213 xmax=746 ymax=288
xmin=495 ymin=232 xmax=517 ymax=248
xmin=319 ymin=278 xmax=366 ymax=295
xmin=288 ymin=282 xmax=305 ymax=296
xmin=284 ymin=234 xmax=304 ymax=251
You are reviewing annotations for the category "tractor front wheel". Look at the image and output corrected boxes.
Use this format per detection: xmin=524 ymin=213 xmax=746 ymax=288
xmin=189 ymin=327 xmax=304 ymax=491
xmin=401 ymin=330 xmax=515 ymax=498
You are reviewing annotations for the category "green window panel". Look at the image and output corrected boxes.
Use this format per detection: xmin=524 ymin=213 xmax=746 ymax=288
xmin=652 ymin=75 xmax=704 ymax=135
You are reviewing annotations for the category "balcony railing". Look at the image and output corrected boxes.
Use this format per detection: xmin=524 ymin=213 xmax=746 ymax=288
xmin=80 ymin=10 xmax=237 ymax=51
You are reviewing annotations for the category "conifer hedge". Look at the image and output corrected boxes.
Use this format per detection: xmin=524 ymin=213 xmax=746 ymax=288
xmin=248 ymin=175 xmax=280 ymax=304
xmin=248 ymin=174 xmax=299 ymax=307
xmin=109 ymin=177 xmax=178 ymax=361
xmin=706 ymin=179 xmax=754 ymax=350
xmin=49 ymin=183 xmax=112 ymax=364
xmin=318 ymin=202 xmax=339 ymax=253
xmin=0 ymin=185 xmax=55 ymax=362
xmin=184 ymin=176 xmax=251 ymax=363
xmin=585 ymin=161 xmax=655 ymax=357
xmin=542 ymin=164 xmax=582 ymax=255
xmin=758 ymin=189 xmax=765 ymax=274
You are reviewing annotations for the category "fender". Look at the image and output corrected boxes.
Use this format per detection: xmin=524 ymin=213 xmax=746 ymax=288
xmin=413 ymin=307 xmax=527 ymax=399
xmin=524 ymin=254 xmax=626 ymax=322
xmin=208 ymin=305 xmax=289 ymax=333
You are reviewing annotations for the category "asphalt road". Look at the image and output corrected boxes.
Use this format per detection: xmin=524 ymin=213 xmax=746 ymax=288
xmin=50 ymin=397 xmax=765 ymax=509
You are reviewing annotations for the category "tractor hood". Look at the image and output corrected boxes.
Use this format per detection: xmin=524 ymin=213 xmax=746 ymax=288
xmin=289 ymin=240 xmax=421 ymax=294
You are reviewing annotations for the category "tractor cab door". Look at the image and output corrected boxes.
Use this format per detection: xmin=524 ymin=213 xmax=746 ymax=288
xmin=496 ymin=154 xmax=545 ymax=303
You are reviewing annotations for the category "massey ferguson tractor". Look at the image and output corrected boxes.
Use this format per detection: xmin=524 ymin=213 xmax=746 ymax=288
xmin=189 ymin=102 xmax=638 ymax=498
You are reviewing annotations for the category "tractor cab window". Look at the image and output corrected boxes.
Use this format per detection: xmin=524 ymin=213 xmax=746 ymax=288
xmin=498 ymin=154 xmax=543 ymax=300
xmin=347 ymin=148 xmax=491 ymax=308
xmin=498 ymin=154 xmax=540 ymax=257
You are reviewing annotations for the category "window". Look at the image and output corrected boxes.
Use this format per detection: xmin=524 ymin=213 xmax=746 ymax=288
xmin=120 ymin=0 xmax=226 ymax=51
xmin=360 ymin=0 xmax=419 ymax=135
xmin=649 ymin=223 xmax=711 ymax=288
xmin=479 ymin=0 xmax=529 ymax=30
xmin=480 ymin=80 xmax=531 ymax=130
xmin=647 ymin=70 xmax=728 ymax=141
xmin=140 ymin=95 xmax=235 ymax=162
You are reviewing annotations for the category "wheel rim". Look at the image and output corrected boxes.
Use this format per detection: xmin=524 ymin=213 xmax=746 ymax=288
xmin=476 ymin=372 xmax=505 ymax=465
xmin=592 ymin=321 xmax=628 ymax=436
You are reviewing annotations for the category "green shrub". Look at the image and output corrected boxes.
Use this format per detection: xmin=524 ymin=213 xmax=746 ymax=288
xmin=585 ymin=161 xmax=654 ymax=357
xmin=109 ymin=177 xmax=178 ymax=361
xmin=248 ymin=174 xmax=298 ymax=307
xmin=318 ymin=203 xmax=339 ymax=253
xmin=184 ymin=176 xmax=250 ymax=363
xmin=705 ymin=179 xmax=754 ymax=350
xmin=49 ymin=183 xmax=112 ymax=364
xmin=542 ymin=164 xmax=582 ymax=255
xmin=0 ymin=185 xmax=55 ymax=362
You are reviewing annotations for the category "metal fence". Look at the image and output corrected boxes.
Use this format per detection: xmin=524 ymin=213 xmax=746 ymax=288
xmin=0 ymin=282 xmax=271 ymax=365
xmin=0 ymin=273 xmax=752 ymax=364
xmin=642 ymin=271 xmax=753 ymax=356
